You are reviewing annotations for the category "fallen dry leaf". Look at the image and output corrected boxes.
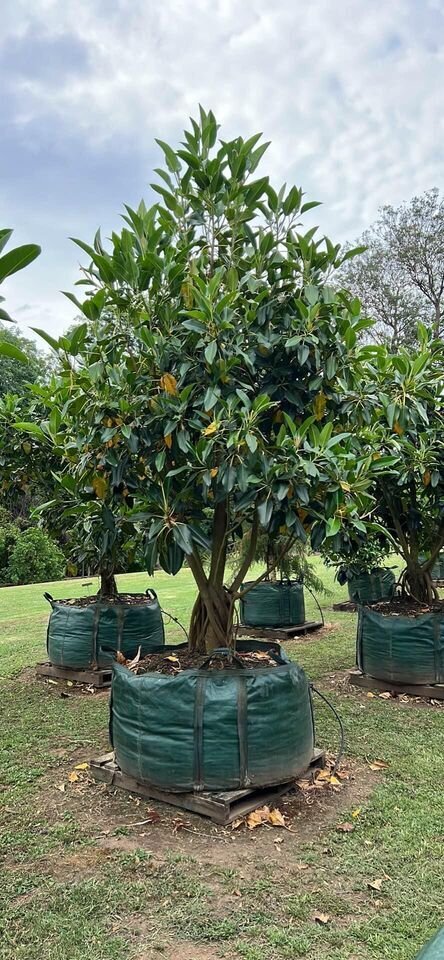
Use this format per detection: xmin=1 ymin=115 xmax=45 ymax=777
xmin=269 ymin=808 xmax=286 ymax=828
xmin=273 ymin=837 xmax=284 ymax=844
xmin=351 ymin=807 xmax=362 ymax=818
xmin=329 ymin=775 xmax=341 ymax=786
xmin=366 ymin=691 xmax=375 ymax=698
xmin=56 ymin=784 xmax=66 ymax=793
xmin=379 ymin=691 xmax=392 ymax=700
xmin=336 ymin=822 xmax=354 ymax=833
xmin=368 ymin=878 xmax=384 ymax=891
xmin=246 ymin=806 xmax=271 ymax=829
xmin=233 ymin=889 xmax=242 ymax=897
xmin=74 ymin=762 xmax=89 ymax=771
xmin=314 ymin=912 xmax=330 ymax=925
xmin=316 ymin=768 xmax=332 ymax=782
xmin=231 ymin=818 xmax=244 ymax=831
xmin=127 ymin=646 xmax=142 ymax=671
xmin=116 ymin=651 xmax=126 ymax=664
xmin=367 ymin=759 xmax=389 ymax=771
xmin=68 ymin=771 xmax=80 ymax=783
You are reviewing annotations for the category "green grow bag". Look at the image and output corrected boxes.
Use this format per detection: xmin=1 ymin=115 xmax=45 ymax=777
xmin=45 ymin=590 xmax=165 ymax=670
xmin=416 ymin=928 xmax=444 ymax=958
xmin=357 ymin=605 xmax=444 ymax=685
xmin=347 ymin=568 xmax=396 ymax=604
xmin=240 ymin=580 xmax=305 ymax=627
xmin=430 ymin=554 xmax=444 ymax=582
xmin=110 ymin=641 xmax=315 ymax=792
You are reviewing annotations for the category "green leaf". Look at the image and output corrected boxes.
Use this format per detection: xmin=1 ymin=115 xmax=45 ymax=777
xmin=13 ymin=421 xmax=46 ymax=440
xmin=0 ymin=244 xmax=41 ymax=283
xmin=326 ymin=517 xmax=341 ymax=537
xmin=204 ymin=340 xmax=217 ymax=364
xmin=155 ymin=139 xmax=182 ymax=174
xmin=31 ymin=328 xmax=60 ymax=353
xmin=257 ymin=499 xmax=273 ymax=527
xmin=0 ymin=341 xmax=28 ymax=362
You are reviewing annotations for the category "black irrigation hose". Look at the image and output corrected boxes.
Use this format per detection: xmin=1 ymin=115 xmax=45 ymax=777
xmin=303 ymin=583 xmax=325 ymax=627
xmin=310 ymin=684 xmax=346 ymax=776
xmin=160 ymin=608 xmax=189 ymax=643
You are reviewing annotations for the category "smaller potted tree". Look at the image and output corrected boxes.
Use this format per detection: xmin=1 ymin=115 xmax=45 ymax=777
xmin=323 ymin=534 xmax=395 ymax=605
xmin=233 ymin=532 xmax=325 ymax=628
xmin=342 ymin=332 xmax=444 ymax=690
xmin=18 ymin=327 xmax=165 ymax=673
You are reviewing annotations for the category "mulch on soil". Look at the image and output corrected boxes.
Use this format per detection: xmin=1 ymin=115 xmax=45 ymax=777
xmin=54 ymin=593 xmax=156 ymax=607
xmin=116 ymin=648 xmax=280 ymax=675
xmin=369 ymin=597 xmax=444 ymax=616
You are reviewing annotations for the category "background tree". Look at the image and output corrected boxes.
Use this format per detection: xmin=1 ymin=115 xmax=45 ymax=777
xmin=341 ymin=189 xmax=444 ymax=348
xmin=338 ymin=328 xmax=444 ymax=604
xmin=48 ymin=109 xmax=372 ymax=653
xmin=0 ymin=325 xmax=51 ymax=396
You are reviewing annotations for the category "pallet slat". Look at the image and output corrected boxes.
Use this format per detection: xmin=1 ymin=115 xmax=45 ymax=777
xmin=89 ymin=749 xmax=325 ymax=825
xmin=349 ymin=670 xmax=444 ymax=700
xmin=36 ymin=661 xmax=112 ymax=688
xmin=236 ymin=621 xmax=323 ymax=641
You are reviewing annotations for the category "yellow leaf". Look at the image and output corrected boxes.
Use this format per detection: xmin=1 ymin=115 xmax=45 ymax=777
xmin=160 ymin=373 xmax=178 ymax=396
xmin=180 ymin=280 xmax=193 ymax=309
xmin=313 ymin=391 xmax=326 ymax=421
xmin=68 ymin=772 xmax=80 ymax=783
xmin=423 ymin=470 xmax=431 ymax=487
xmin=203 ymin=421 xmax=218 ymax=437
xmin=210 ymin=467 xmax=219 ymax=477
xmin=340 ymin=481 xmax=351 ymax=492
xmin=351 ymin=807 xmax=361 ymax=818
xmin=246 ymin=805 xmax=271 ymax=829
xmin=92 ymin=475 xmax=108 ymax=500
xmin=367 ymin=691 xmax=375 ymax=698
xmin=164 ymin=433 xmax=173 ymax=449
xmin=329 ymin=775 xmax=341 ymax=786
xmin=393 ymin=420 xmax=404 ymax=435
xmin=74 ymin=762 xmax=89 ymax=771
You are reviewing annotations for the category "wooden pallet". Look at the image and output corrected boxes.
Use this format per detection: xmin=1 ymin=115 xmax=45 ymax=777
xmin=236 ymin=621 xmax=323 ymax=641
xmin=349 ymin=669 xmax=444 ymax=700
xmin=89 ymin=749 xmax=325 ymax=825
xmin=332 ymin=600 xmax=357 ymax=613
xmin=36 ymin=661 xmax=112 ymax=689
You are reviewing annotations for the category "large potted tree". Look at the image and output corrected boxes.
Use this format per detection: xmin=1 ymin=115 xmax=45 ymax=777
xmin=322 ymin=533 xmax=396 ymax=605
xmin=62 ymin=110 xmax=370 ymax=790
xmin=342 ymin=331 xmax=444 ymax=689
xmin=17 ymin=327 xmax=165 ymax=673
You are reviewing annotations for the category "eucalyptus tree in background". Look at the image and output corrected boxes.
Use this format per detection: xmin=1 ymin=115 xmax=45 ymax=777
xmin=341 ymin=189 xmax=444 ymax=349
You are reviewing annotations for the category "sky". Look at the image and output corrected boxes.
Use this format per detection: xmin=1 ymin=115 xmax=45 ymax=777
xmin=1 ymin=0 xmax=444 ymax=345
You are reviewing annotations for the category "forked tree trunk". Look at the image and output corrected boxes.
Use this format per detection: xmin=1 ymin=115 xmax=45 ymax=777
xmin=99 ymin=570 xmax=118 ymax=599
xmin=188 ymin=586 xmax=234 ymax=654
xmin=403 ymin=563 xmax=436 ymax=605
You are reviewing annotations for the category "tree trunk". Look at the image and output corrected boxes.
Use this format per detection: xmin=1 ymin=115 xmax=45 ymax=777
xmin=189 ymin=587 xmax=234 ymax=654
xmin=99 ymin=570 xmax=118 ymax=599
xmin=403 ymin=562 xmax=436 ymax=604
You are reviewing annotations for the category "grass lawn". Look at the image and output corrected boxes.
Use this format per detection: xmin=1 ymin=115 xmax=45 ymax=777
xmin=1 ymin=560 xmax=443 ymax=959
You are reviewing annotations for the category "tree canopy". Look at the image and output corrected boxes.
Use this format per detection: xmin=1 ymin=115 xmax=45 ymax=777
xmin=32 ymin=109 xmax=374 ymax=650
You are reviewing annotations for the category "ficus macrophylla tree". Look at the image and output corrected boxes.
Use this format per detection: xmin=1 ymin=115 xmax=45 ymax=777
xmin=38 ymin=110 xmax=373 ymax=650
xmin=338 ymin=327 xmax=444 ymax=605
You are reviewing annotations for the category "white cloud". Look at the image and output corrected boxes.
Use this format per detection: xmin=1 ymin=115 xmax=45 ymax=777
xmin=1 ymin=0 xmax=444 ymax=338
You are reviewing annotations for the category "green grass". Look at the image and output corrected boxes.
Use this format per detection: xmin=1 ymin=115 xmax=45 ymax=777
xmin=1 ymin=560 xmax=442 ymax=960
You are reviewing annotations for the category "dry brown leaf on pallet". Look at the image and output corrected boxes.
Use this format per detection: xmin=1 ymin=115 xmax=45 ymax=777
xmin=367 ymin=759 xmax=389 ymax=771
xmin=336 ymin=822 xmax=354 ymax=833
xmin=314 ymin=912 xmax=331 ymax=925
